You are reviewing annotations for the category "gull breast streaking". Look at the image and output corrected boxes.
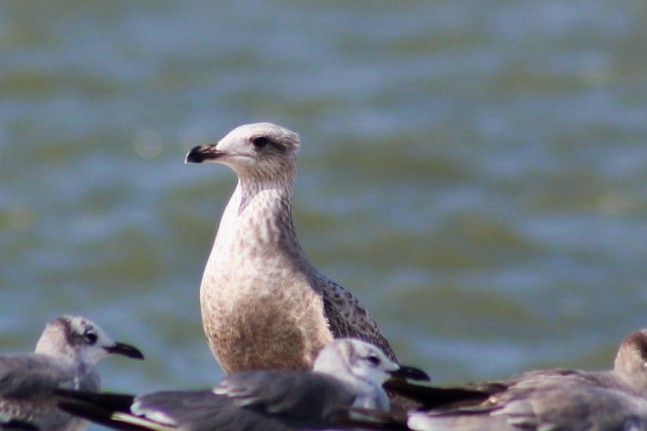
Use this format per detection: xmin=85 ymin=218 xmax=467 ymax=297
xmin=57 ymin=339 xmax=429 ymax=431
xmin=185 ymin=123 xmax=398 ymax=373
xmin=0 ymin=315 xmax=144 ymax=431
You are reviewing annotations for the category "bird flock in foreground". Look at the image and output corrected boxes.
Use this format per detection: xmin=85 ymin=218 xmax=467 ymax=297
xmin=3 ymin=123 xmax=646 ymax=431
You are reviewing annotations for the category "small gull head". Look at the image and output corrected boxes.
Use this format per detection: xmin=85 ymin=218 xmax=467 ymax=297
xmin=614 ymin=328 xmax=647 ymax=392
xmin=35 ymin=315 xmax=144 ymax=365
xmin=185 ymin=123 xmax=300 ymax=180
xmin=313 ymin=339 xmax=428 ymax=410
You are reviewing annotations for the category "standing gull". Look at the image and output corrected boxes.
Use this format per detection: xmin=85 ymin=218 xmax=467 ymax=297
xmin=56 ymin=339 xmax=429 ymax=431
xmin=0 ymin=315 xmax=144 ymax=431
xmin=185 ymin=123 xmax=397 ymax=373
xmin=358 ymin=329 xmax=647 ymax=431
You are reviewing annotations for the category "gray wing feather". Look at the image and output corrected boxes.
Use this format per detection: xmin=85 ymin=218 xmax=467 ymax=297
xmin=496 ymin=385 xmax=647 ymax=431
xmin=0 ymin=355 xmax=72 ymax=399
xmin=410 ymin=379 xmax=647 ymax=431
xmin=215 ymin=371 xmax=354 ymax=418
xmin=132 ymin=372 xmax=356 ymax=431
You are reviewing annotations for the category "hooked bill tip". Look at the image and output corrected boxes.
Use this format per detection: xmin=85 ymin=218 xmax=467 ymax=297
xmin=185 ymin=145 xmax=222 ymax=164
xmin=388 ymin=365 xmax=430 ymax=381
xmin=105 ymin=342 xmax=145 ymax=360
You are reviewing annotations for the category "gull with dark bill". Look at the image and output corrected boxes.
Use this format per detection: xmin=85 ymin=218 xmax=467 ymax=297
xmin=184 ymin=123 xmax=398 ymax=374
xmin=0 ymin=315 xmax=144 ymax=431
xmin=57 ymin=339 xmax=429 ymax=431
xmin=348 ymin=329 xmax=647 ymax=431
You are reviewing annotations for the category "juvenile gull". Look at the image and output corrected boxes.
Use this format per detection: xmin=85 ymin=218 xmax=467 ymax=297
xmin=185 ymin=123 xmax=397 ymax=373
xmin=357 ymin=329 xmax=647 ymax=431
xmin=0 ymin=315 xmax=144 ymax=431
xmin=56 ymin=339 xmax=429 ymax=431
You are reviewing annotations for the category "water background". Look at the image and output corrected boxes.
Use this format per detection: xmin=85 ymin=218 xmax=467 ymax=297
xmin=2 ymin=0 xmax=647 ymax=405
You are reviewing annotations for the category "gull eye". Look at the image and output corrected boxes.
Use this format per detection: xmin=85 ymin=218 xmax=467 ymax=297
xmin=366 ymin=355 xmax=381 ymax=367
xmin=83 ymin=330 xmax=98 ymax=345
xmin=251 ymin=136 xmax=271 ymax=148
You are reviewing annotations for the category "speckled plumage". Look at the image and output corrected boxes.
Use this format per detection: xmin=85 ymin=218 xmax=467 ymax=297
xmin=0 ymin=316 xmax=143 ymax=431
xmin=186 ymin=123 xmax=397 ymax=374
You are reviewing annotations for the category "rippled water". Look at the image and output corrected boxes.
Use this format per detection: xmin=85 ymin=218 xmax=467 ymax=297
xmin=2 ymin=0 xmax=647 ymax=403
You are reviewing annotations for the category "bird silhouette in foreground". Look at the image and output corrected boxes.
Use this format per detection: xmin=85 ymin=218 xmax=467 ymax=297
xmin=338 ymin=329 xmax=647 ymax=431
xmin=56 ymin=339 xmax=429 ymax=431
xmin=0 ymin=315 xmax=144 ymax=431
xmin=185 ymin=123 xmax=397 ymax=374
xmin=0 ymin=416 xmax=39 ymax=431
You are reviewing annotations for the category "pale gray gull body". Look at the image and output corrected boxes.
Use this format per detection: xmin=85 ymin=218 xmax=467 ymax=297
xmin=56 ymin=339 xmax=429 ymax=431
xmin=184 ymin=123 xmax=397 ymax=373
xmin=353 ymin=329 xmax=647 ymax=431
xmin=0 ymin=315 xmax=144 ymax=431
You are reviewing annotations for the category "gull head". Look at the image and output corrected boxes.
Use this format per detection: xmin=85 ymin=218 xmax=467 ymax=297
xmin=313 ymin=339 xmax=428 ymax=410
xmin=185 ymin=123 xmax=300 ymax=181
xmin=614 ymin=328 xmax=647 ymax=393
xmin=35 ymin=315 xmax=144 ymax=365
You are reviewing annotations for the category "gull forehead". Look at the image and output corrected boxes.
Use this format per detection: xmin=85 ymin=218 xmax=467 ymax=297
xmin=315 ymin=339 xmax=397 ymax=373
xmin=61 ymin=315 xmax=98 ymax=331
xmin=337 ymin=338 xmax=392 ymax=361
xmin=55 ymin=316 xmax=106 ymax=343
xmin=222 ymin=122 xmax=300 ymax=149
